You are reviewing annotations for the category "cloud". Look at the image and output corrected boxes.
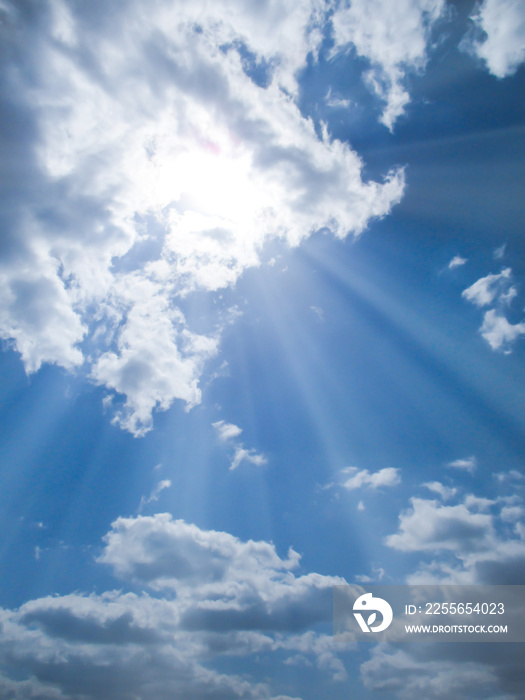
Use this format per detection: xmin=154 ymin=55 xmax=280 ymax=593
xmin=212 ymin=420 xmax=243 ymax=442
xmin=138 ymin=479 xmax=172 ymax=512
xmin=367 ymin=482 xmax=525 ymax=699
xmin=422 ymin=481 xmax=457 ymax=500
xmin=341 ymin=466 xmax=401 ymax=490
xmin=213 ymin=420 xmax=267 ymax=470
xmin=462 ymin=267 xmax=525 ymax=352
xmin=361 ymin=646 xmax=514 ymax=700
xmin=462 ymin=268 xmax=513 ymax=307
xmin=330 ymin=0 xmax=447 ymax=129
xmin=0 ymin=0 xmax=405 ymax=436
xmin=462 ymin=0 xmax=525 ymax=78
xmin=494 ymin=243 xmax=507 ymax=260
xmin=230 ymin=445 xmax=268 ymax=471
xmin=479 ymin=309 xmax=525 ymax=352
xmin=448 ymin=255 xmax=467 ymax=270
xmin=386 ymin=485 xmax=525 ymax=586
xmin=447 ymin=456 xmax=477 ymax=473
xmin=0 ymin=513 xmax=348 ymax=698
xmin=386 ymin=497 xmax=496 ymax=554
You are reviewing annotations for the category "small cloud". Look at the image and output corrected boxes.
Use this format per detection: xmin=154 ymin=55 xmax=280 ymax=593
xmin=500 ymin=506 xmax=525 ymax=522
xmin=447 ymin=456 xmax=476 ymax=474
xmin=355 ymin=567 xmax=385 ymax=583
xmin=357 ymin=500 xmax=365 ymax=511
xmin=494 ymin=243 xmax=507 ymax=260
xmin=230 ymin=446 xmax=267 ymax=471
xmin=448 ymin=255 xmax=467 ymax=270
xmin=464 ymin=494 xmax=494 ymax=510
xmin=214 ymin=419 xmax=267 ymax=471
xmin=138 ymin=480 xmax=172 ymax=512
xmin=212 ymin=420 xmax=243 ymax=442
xmin=310 ymin=306 xmax=324 ymax=322
xmin=341 ymin=467 xmax=400 ymax=490
xmin=422 ymin=482 xmax=457 ymax=500
xmin=325 ymin=88 xmax=351 ymax=110
xmin=495 ymin=469 xmax=525 ymax=482
xmin=462 ymin=268 xmax=512 ymax=307
xmin=34 ymin=546 xmax=42 ymax=561
xmin=479 ymin=309 xmax=525 ymax=353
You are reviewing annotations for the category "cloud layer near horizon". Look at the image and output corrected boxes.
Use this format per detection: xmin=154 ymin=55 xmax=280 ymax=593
xmin=0 ymin=513 xmax=348 ymax=699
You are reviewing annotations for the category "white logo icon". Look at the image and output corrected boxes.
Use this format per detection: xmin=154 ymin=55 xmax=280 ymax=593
xmin=353 ymin=593 xmax=393 ymax=633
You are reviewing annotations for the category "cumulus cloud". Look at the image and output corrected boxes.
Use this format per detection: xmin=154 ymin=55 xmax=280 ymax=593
xmin=386 ymin=486 xmax=525 ymax=586
xmin=330 ymin=0 xmax=447 ymax=129
xmin=386 ymin=497 xmax=496 ymax=554
xmin=462 ymin=0 xmax=525 ymax=78
xmin=341 ymin=466 xmax=401 ymax=490
xmin=0 ymin=513 xmax=348 ymax=699
xmin=213 ymin=420 xmax=267 ymax=470
xmin=462 ymin=268 xmax=514 ymax=307
xmin=0 ymin=0 xmax=405 ymax=435
xmin=366 ymin=477 xmax=525 ymax=699
xmin=479 ymin=309 xmax=525 ymax=352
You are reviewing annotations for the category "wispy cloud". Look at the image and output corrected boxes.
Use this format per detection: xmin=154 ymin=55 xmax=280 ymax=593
xmin=341 ymin=466 xmax=400 ymax=490
xmin=422 ymin=481 xmax=457 ymax=500
xmin=138 ymin=480 xmax=172 ymax=512
xmin=447 ymin=456 xmax=477 ymax=473
xmin=212 ymin=420 xmax=243 ymax=442
xmin=213 ymin=420 xmax=267 ymax=470
xmin=493 ymin=242 xmax=507 ymax=260
xmin=448 ymin=255 xmax=467 ymax=270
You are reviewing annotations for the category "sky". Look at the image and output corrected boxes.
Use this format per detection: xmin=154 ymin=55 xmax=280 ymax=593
xmin=0 ymin=0 xmax=525 ymax=698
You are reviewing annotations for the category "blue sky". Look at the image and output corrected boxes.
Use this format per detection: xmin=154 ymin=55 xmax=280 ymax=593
xmin=0 ymin=0 xmax=525 ymax=698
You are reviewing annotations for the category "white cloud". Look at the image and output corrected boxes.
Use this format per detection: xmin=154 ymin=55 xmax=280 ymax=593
xmin=463 ymin=0 xmax=525 ymax=78
xmin=386 ymin=497 xmax=496 ymax=553
xmin=325 ymin=88 xmax=351 ymax=110
xmin=462 ymin=267 xmax=525 ymax=353
xmin=230 ymin=445 xmax=268 ymax=471
xmin=462 ymin=268 xmax=513 ymax=307
xmin=447 ymin=455 xmax=476 ymax=473
xmin=479 ymin=309 xmax=525 ymax=352
xmin=387 ymin=487 xmax=525 ymax=586
xmin=0 ymin=513 xmax=349 ymax=698
xmin=448 ymin=255 xmax=467 ymax=270
xmin=0 ymin=0 xmax=405 ymax=435
xmin=370 ymin=484 xmax=525 ymax=699
xmin=331 ymin=0 xmax=447 ymax=129
xmin=213 ymin=420 xmax=267 ymax=470
xmin=422 ymin=481 xmax=457 ymax=500
xmin=341 ymin=466 xmax=401 ymax=490
xmin=212 ymin=420 xmax=243 ymax=442
xmin=138 ymin=479 xmax=172 ymax=512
